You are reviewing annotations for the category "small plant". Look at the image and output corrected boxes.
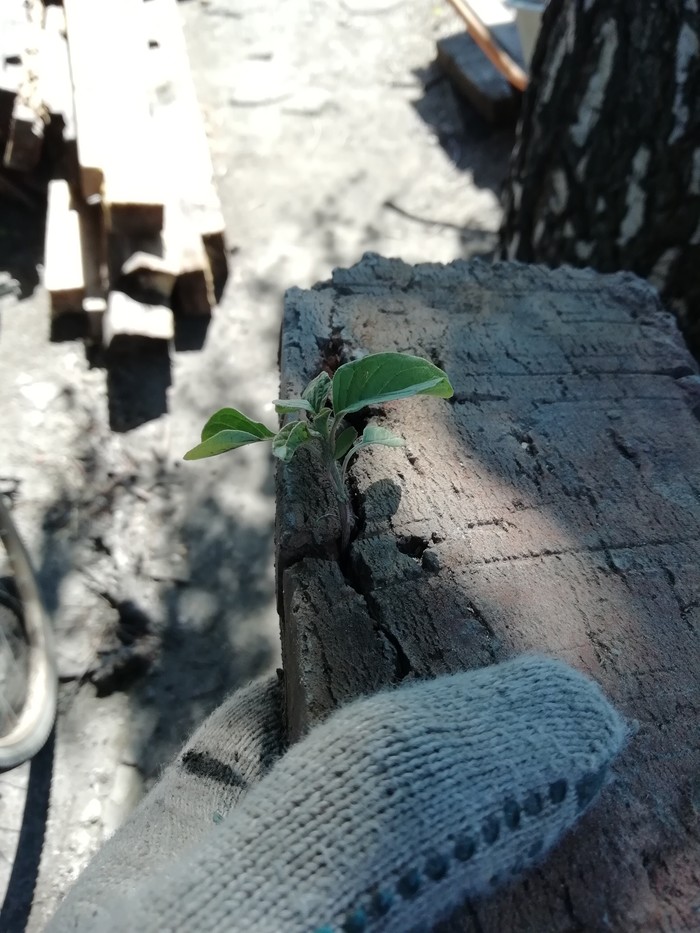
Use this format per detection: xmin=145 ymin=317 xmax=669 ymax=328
xmin=184 ymin=352 xmax=453 ymax=549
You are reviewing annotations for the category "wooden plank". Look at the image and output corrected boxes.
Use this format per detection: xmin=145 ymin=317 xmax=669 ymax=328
xmin=438 ymin=0 xmax=525 ymax=122
xmin=108 ymin=0 xmax=222 ymax=315
xmin=3 ymin=6 xmax=44 ymax=171
xmin=41 ymin=3 xmax=78 ymax=183
xmin=0 ymin=5 xmax=29 ymax=143
xmin=44 ymin=179 xmax=84 ymax=317
xmin=466 ymin=0 xmax=524 ymax=64
xmin=3 ymin=99 xmax=43 ymax=169
xmin=78 ymin=200 xmax=108 ymax=343
xmin=169 ymin=201 xmax=215 ymax=316
xmin=143 ymin=0 xmax=227 ymax=298
xmin=41 ymin=5 xmax=75 ymax=135
xmin=117 ymin=242 xmax=176 ymax=301
xmin=63 ymin=0 xmax=164 ymax=234
xmin=0 ymin=55 xmax=23 ymax=149
xmin=103 ymin=291 xmax=174 ymax=352
xmin=50 ymin=195 xmax=108 ymax=345
xmin=111 ymin=201 xmax=214 ymax=315
xmin=437 ymin=31 xmax=521 ymax=123
xmin=445 ymin=0 xmax=527 ymax=92
xmin=277 ymin=255 xmax=700 ymax=930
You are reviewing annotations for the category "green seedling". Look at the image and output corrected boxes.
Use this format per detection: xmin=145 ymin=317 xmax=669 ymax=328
xmin=184 ymin=352 xmax=453 ymax=549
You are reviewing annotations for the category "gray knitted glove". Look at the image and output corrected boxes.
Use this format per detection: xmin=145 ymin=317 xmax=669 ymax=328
xmin=50 ymin=676 xmax=286 ymax=930
xmin=49 ymin=655 xmax=627 ymax=933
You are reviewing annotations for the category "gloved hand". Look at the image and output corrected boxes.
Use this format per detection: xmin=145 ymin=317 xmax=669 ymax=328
xmin=48 ymin=655 xmax=627 ymax=932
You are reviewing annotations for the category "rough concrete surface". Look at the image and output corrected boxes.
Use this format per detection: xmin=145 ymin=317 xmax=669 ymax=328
xmin=0 ymin=0 xmax=513 ymax=929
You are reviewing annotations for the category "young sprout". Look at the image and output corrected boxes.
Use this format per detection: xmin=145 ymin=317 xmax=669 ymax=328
xmin=184 ymin=352 xmax=453 ymax=550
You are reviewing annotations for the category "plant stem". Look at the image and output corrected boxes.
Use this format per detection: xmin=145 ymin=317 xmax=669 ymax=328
xmin=340 ymin=443 xmax=364 ymax=482
xmin=327 ymin=454 xmax=354 ymax=552
xmin=328 ymin=413 xmax=340 ymax=454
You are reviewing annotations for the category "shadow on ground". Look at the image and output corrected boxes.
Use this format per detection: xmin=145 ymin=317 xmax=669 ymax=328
xmin=103 ymin=345 xmax=172 ymax=433
xmin=31 ymin=443 xmax=277 ymax=784
xmin=411 ymin=65 xmax=516 ymax=194
xmin=0 ymin=177 xmax=46 ymax=302
xmin=0 ymin=177 xmax=185 ymax=434
xmin=129 ymin=488 xmax=278 ymax=780
xmin=0 ymin=733 xmax=54 ymax=933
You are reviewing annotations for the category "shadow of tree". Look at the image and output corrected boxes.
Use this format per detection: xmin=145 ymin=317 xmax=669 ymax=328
xmin=411 ymin=64 xmax=516 ymax=193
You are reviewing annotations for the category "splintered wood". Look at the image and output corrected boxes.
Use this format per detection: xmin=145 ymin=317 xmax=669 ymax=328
xmin=0 ymin=0 xmax=227 ymax=350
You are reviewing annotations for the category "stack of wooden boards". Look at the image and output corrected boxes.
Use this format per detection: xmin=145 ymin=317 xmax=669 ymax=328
xmin=0 ymin=0 xmax=228 ymax=351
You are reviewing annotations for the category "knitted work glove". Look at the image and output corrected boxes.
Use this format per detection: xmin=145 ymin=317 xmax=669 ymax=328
xmin=50 ymin=677 xmax=285 ymax=930
xmin=49 ymin=655 xmax=627 ymax=933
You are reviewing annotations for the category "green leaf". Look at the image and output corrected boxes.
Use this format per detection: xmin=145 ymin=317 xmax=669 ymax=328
xmin=273 ymin=398 xmax=315 ymax=414
xmin=334 ymin=426 xmax=358 ymax=460
xmin=361 ymin=425 xmax=405 ymax=448
xmin=184 ymin=430 xmax=267 ymax=461
xmin=272 ymin=420 xmax=313 ymax=462
xmin=201 ymin=407 xmax=274 ymax=443
xmin=331 ymin=352 xmax=453 ymax=416
xmin=302 ymin=371 xmax=332 ymax=413
xmin=310 ymin=407 xmax=332 ymax=439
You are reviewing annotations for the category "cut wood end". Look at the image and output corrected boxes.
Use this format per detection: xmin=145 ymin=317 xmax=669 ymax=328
xmin=83 ymin=296 xmax=108 ymax=314
xmin=119 ymin=250 xmax=177 ymax=300
xmin=121 ymin=250 xmax=175 ymax=279
xmin=84 ymin=298 xmax=106 ymax=345
xmin=78 ymin=164 xmax=104 ymax=203
xmin=171 ymin=267 xmax=214 ymax=317
xmin=106 ymin=200 xmax=165 ymax=237
xmin=49 ymin=288 xmax=85 ymax=318
xmin=104 ymin=291 xmax=174 ymax=350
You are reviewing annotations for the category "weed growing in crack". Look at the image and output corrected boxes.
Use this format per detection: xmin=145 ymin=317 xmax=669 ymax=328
xmin=184 ymin=352 xmax=453 ymax=550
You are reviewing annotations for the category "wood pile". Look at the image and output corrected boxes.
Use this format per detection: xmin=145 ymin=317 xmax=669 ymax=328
xmin=0 ymin=0 xmax=228 ymax=351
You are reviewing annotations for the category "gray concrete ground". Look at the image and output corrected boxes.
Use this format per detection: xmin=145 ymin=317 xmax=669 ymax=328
xmin=0 ymin=0 xmax=513 ymax=928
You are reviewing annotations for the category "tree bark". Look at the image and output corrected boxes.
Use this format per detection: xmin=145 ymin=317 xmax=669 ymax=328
xmin=501 ymin=0 xmax=700 ymax=348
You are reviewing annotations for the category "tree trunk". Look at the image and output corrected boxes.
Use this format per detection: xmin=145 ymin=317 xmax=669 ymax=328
xmin=501 ymin=0 xmax=700 ymax=348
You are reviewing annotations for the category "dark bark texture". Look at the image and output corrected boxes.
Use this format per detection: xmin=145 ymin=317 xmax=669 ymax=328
xmin=501 ymin=0 xmax=700 ymax=349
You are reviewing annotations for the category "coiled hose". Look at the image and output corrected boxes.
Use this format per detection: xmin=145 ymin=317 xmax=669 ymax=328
xmin=0 ymin=498 xmax=57 ymax=771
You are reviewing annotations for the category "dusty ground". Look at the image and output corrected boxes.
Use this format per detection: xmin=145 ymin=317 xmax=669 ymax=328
xmin=0 ymin=0 xmax=514 ymax=928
